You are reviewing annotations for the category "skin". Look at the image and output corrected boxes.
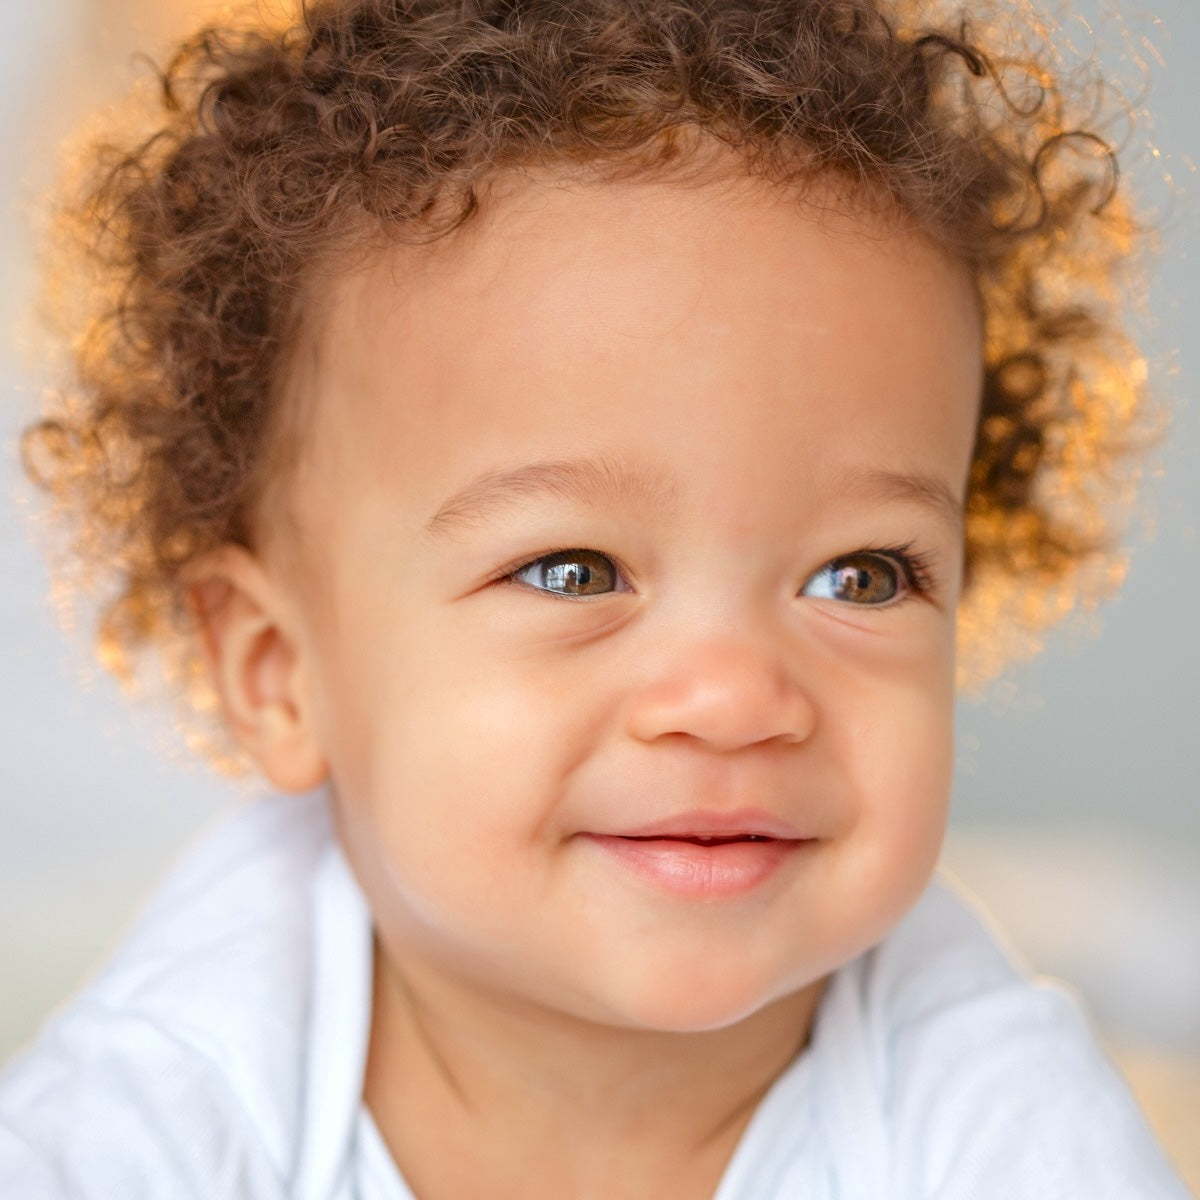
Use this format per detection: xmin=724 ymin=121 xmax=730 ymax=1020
xmin=193 ymin=163 xmax=982 ymax=1198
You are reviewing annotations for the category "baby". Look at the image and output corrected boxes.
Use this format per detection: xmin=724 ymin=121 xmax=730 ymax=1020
xmin=0 ymin=0 xmax=1190 ymax=1196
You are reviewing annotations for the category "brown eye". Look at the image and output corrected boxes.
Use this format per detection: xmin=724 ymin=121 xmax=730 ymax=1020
xmin=801 ymin=552 xmax=906 ymax=605
xmin=513 ymin=550 xmax=621 ymax=597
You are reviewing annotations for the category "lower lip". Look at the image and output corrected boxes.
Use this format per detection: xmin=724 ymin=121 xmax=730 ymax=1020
xmin=581 ymin=835 xmax=807 ymax=899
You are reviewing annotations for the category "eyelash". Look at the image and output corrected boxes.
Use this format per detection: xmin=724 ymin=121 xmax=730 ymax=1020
xmin=493 ymin=542 xmax=939 ymax=603
xmin=863 ymin=542 xmax=937 ymax=597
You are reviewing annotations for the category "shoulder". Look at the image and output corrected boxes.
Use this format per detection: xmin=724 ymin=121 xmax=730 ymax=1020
xmin=0 ymin=790 xmax=337 ymax=1199
xmin=844 ymin=873 xmax=1191 ymax=1198
xmin=0 ymin=1007 xmax=288 ymax=1199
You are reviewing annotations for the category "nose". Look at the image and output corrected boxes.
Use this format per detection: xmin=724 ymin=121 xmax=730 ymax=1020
xmin=624 ymin=638 xmax=817 ymax=753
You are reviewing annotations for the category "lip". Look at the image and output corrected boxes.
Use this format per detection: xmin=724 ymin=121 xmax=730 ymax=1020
xmin=579 ymin=809 xmax=812 ymax=899
xmin=581 ymin=834 xmax=807 ymax=899
xmin=605 ymin=808 xmax=806 ymax=841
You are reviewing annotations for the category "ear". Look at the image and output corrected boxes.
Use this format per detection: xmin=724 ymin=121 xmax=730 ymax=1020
xmin=185 ymin=545 xmax=328 ymax=793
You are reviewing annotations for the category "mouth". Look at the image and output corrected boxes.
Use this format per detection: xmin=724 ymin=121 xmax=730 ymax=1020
xmin=581 ymin=820 xmax=812 ymax=899
xmin=618 ymin=833 xmax=781 ymax=846
xmin=605 ymin=808 xmax=805 ymax=843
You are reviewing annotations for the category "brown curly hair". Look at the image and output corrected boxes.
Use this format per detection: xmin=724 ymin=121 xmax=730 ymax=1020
xmin=26 ymin=0 xmax=1149 ymax=742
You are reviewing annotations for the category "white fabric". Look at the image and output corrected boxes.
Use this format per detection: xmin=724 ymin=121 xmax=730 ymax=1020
xmin=0 ymin=791 xmax=1189 ymax=1199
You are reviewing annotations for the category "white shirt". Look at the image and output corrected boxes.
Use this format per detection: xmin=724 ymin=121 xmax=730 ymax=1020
xmin=0 ymin=791 xmax=1189 ymax=1198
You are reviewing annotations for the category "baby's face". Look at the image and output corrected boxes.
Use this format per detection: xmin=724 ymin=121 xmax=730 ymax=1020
xmin=270 ymin=168 xmax=981 ymax=1031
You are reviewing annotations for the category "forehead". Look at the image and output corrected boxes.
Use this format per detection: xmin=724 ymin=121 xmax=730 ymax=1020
xmin=320 ymin=165 xmax=973 ymax=357
xmin=282 ymin=166 xmax=981 ymax=540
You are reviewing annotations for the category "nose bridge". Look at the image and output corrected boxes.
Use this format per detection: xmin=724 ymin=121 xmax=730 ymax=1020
xmin=624 ymin=620 xmax=817 ymax=752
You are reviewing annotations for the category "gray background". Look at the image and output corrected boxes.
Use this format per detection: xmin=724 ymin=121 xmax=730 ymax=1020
xmin=1 ymin=0 xmax=1196 ymax=1185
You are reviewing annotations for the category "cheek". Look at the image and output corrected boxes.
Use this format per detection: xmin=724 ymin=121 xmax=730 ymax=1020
xmin=823 ymin=656 xmax=955 ymax=931
xmin=851 ymin=671 xmax=955 ymax=808
xmin=312 ymin=608 xmax=606 ymax=883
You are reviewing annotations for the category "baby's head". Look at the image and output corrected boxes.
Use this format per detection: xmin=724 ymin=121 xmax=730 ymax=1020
xmin=30 ymin=0 xmax=1144 ymax=1031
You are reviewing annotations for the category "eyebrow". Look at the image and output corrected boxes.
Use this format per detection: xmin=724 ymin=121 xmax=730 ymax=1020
xmin=837 ymin=464 xmax=965 ymax=532
xmin=423 ymin=455 xmax=964 ymax=538
xmin=424 ymin=455 xmax=679 ymax=537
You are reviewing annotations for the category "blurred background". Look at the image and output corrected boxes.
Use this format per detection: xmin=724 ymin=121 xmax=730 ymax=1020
xmin=0 ymin=0 xmax=1196 ymax=1188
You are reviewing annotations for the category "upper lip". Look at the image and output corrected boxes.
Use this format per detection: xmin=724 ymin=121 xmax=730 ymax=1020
xmin=599 ymin=808 xmax=805 ymax=841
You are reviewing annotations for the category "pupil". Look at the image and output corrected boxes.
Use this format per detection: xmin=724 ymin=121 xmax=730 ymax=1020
xmin=834 ymin=560 xmax=891 ymax=602
xmin=836 ymin=565 xmax=871 ymax=597
xmin=548 ymin=562 xmax=591 ymax=591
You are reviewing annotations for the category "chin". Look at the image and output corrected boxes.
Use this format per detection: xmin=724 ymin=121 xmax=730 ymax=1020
xmin=594 ymin=958 xmax=818 ymax=1035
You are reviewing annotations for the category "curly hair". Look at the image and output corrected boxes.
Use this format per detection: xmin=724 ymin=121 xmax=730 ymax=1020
xmin=26 ymin=0 xmax=1149 ymax=741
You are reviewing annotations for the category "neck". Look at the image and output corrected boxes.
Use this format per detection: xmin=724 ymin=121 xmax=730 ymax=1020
xmin=364 ymin=941 xmax=825 ymax=1197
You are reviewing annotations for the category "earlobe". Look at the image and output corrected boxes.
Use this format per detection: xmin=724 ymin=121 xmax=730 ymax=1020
xmin=185 ymin=546 xmax=328 ymax=793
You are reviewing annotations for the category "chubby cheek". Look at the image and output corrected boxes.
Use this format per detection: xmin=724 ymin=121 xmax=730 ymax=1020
xmin=312 ymin=603 xmax=601 ymax=919
xmin=818 ymin=650 xmax=955 ymax=948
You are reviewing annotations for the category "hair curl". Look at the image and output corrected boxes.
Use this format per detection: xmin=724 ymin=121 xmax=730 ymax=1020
xmin=27 ymin=0 xmax=1150 ymax=745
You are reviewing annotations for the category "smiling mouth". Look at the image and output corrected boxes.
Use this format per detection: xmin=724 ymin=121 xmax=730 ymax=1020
xmin=618 ymin=833 xmax=779 ymax=846
xmin=582 ymin=831 xmax=807 ymax=898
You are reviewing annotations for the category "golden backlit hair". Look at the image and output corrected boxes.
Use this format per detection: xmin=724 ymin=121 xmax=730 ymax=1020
xmin=26 ymin=0 xmax=1151 ymax=754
